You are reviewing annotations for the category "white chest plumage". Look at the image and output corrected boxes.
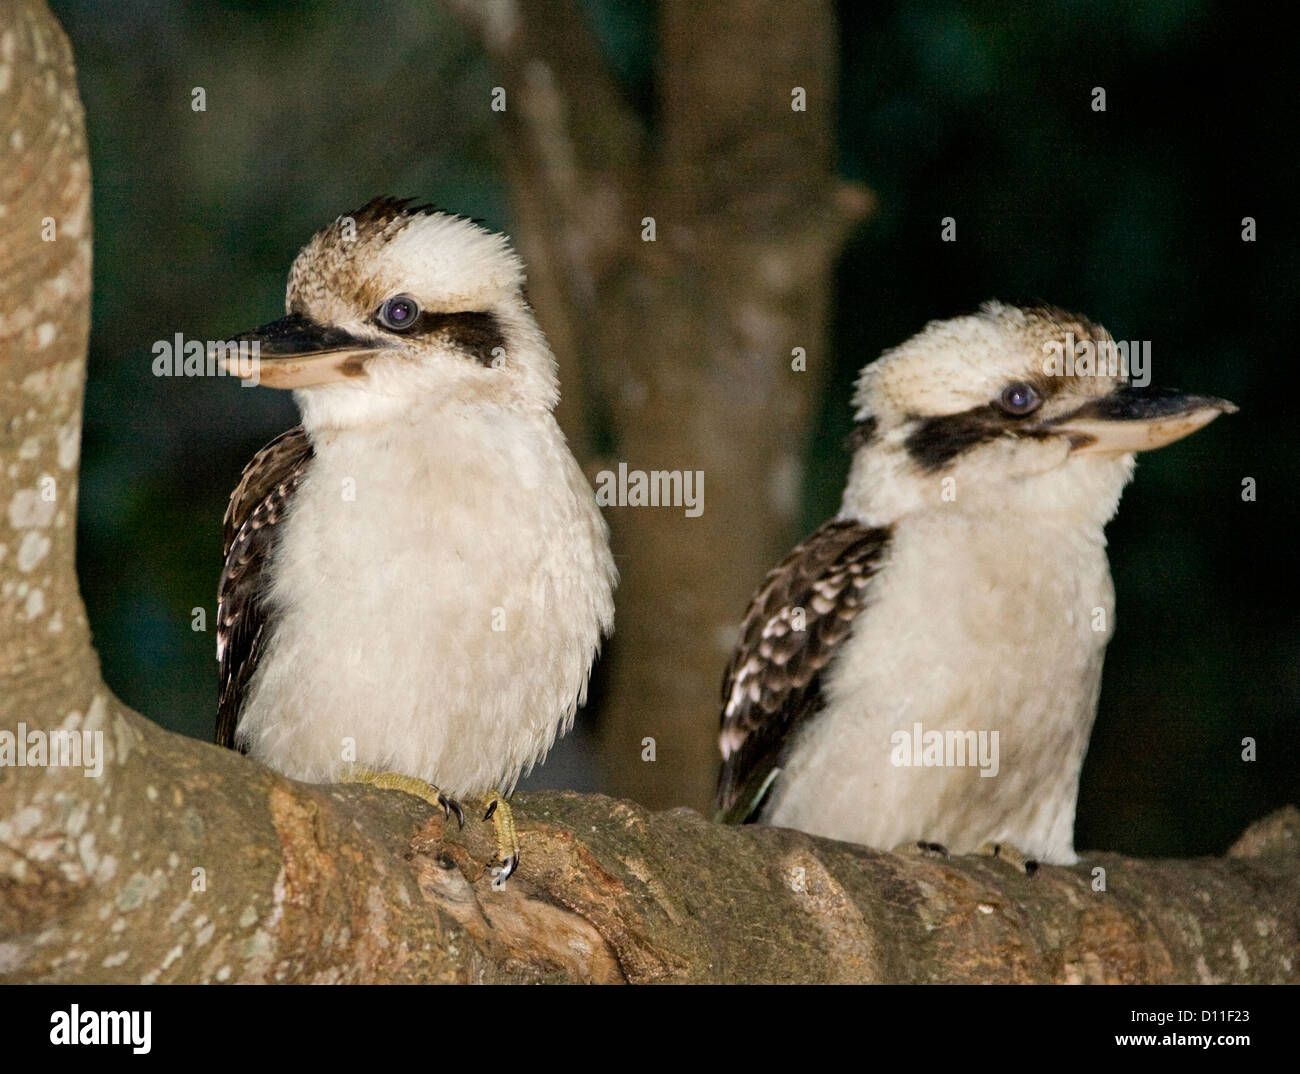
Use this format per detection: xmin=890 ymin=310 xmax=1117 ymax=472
xmin=765 ymin=508 xmax=1114 ymax=863
xmin=235 ymin=408 xmax=615 ymax=798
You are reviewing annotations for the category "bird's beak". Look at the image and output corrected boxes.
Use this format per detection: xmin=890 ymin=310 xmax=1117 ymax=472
xmin=1049 ymin=386 xmax=1237 ymax=455
xmin=226 ymin=313 xmax=392 ymax=389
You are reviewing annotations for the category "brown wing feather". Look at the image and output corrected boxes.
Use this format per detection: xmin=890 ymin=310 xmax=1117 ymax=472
xmin=715 ymin=519 xmax=890 ymax=823
xmin=215 ymin=426 xmax=313 ymax=750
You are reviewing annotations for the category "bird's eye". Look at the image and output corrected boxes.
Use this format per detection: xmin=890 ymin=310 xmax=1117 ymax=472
xmin=377 ymin=294 xmax=420 ymax=332
xmin=997 ymin=381 xmax=1042 ymax=417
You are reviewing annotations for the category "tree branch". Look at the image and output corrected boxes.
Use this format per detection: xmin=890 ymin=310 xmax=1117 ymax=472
xmin=445 ymin=0 xmax=645 ymax=454
xmin=5 ymin=702 xmax=1296 ymax=982
xmin=0 ymin=0 xmax=95 ymax=702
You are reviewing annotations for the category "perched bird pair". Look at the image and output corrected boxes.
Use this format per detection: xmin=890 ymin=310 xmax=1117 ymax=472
xmin=216 ymin=199 xmax=1231 ymax=882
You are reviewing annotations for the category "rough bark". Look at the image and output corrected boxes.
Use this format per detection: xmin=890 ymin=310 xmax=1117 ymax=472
xmin=448 ymin=0 xmax=875 ymax=810
xmin=4 ymin=704 xmax=1298 ymax=983
xmin=3 ymin=2 xmax=1296 ymax=986
xmin=0 ymin=4 xmax=99 ymax=769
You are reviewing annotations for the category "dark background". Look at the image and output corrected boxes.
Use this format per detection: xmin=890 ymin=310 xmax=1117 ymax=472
xmin=51 ymin=0 xmax=1297 ymax=857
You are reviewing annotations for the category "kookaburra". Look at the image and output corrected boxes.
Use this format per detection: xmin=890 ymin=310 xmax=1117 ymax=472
xmin=716 ymin=302 xmax=1234 ymax=866
xmin=215 ymin=197 xmax=616 ymax=884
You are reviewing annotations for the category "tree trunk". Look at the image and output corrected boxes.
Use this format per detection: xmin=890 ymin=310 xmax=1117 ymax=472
xmin=3 ymin=1 xmax=1296 ymax=986
xmin=448 ymin=0 xmax=874 ymax=809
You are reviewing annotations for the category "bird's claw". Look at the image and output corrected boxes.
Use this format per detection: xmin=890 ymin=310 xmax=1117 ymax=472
xmin=482 ymin=790 xmax=519 ymax=889
xmin=977 ymin=841 xmax=1039 ymax=876
xmin=438 ymin=793 xmax=465 ymax=828
xmin=348 ymin=768 xmax=464 ymax=829
xmin=893 ymin=840 xmax=949 ymax=858
xmin=345 ymin=770 xmax=518 ymax=885
xmin=491 ymin=851 xmax=519 ymax=890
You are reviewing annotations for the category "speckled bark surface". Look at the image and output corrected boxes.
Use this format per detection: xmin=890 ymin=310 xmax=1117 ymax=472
xmin=3 ymin=698 xmax=1297 ymax=983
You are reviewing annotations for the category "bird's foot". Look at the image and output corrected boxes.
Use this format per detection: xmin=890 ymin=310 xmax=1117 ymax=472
xmin=346 ymin=767 xmax=465 ymax=828
xmin=894 ymin=840 xmax=950 ymax=859
xmin=976 ymin=841 xmax=1039 ymax=877
xmin=481 ymin=790 xmax=519 ymax=890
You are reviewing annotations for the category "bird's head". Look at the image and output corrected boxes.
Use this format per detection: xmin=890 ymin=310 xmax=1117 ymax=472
xmin=228 ymin=197 xmax=556 ymax=427
xmin=842 ymin=302 xmax=1235 ymax=526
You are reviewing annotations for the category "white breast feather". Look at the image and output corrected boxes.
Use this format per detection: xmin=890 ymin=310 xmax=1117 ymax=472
xmin=234 ymin=406 xmax=615 ymax=798
xmin=764 ymin=508 xmax=1114 ymax=864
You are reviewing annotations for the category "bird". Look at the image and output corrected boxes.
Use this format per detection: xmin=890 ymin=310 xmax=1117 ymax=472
xmin=214 ymin=197 xmax=616 ymax=886
xmin=715 ymin=302 xmax=1235 ymax=867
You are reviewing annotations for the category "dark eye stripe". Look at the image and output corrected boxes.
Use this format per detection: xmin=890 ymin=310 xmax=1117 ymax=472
xmin=903 ymin=398 xmax=1056 ymax=473
xmin=404 ymin=310 xmax=506 ymax=368
xmin=905 ymin=407 xmax=1007 ymax=472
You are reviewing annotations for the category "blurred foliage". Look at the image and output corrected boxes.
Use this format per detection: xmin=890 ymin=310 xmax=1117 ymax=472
xmin=52 ymin=0 xmax=1295 ymax=851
